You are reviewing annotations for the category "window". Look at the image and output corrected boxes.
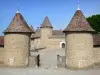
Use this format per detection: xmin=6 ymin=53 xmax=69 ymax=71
xmin=62 ymin=43 xmax=65 ymax=48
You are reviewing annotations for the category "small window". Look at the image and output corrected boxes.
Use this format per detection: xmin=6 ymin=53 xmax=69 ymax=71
xmin=62 ymin=43 xmax=65 ymax=48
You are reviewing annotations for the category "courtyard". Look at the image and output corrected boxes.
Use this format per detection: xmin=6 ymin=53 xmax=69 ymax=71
xmin=0 ymin=67 xmax=100 ymax=75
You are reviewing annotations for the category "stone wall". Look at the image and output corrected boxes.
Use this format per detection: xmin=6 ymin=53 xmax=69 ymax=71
xmin=30 ymin=38 xmax=41 ymax=50
xmin=0 ymin=47 xmax=4 ymax=64
xmin=65 ymin=33 xmax=94 ymax=69
xmin=4 ymin=33 xmax=30 ymax=67
xmin=40 ymin=28 xmax=52 ymax=48
xmin=93 ymin=47 xmax=100 ymax=65
xmin=47 ymin=38 xmax=65 ymax=48
xmin=57 ymin=55 xmax=66 ymax=68
xmin=31 ymin=37 xmax=65 ymax=49
xmin=29 ymin=55 xmax=40 ymax=67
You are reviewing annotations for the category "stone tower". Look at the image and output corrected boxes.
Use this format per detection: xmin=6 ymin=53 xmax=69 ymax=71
xmin=40 ymin=16 xmax=53 ymax=48
xmin=4 ymin=10 xmax=33 ymax=67
xmin=63 ymin=6 xmax=96 ymax=69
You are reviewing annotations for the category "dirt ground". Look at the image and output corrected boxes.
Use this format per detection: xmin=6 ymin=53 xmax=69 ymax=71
xmin=0 ymin=67 xmax=100 ymax=75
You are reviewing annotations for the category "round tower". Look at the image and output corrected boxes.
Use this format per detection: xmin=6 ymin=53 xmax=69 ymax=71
xmin=63 ymin=6 xmax=96 ymax=69
xmin=40 ymin=16 xmax=53 ymax=48
xmin=4 ymin=10 xmax=33 ymax=67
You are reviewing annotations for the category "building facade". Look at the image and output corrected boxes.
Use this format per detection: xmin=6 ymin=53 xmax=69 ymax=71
xmin=30 ymin=16 xmax=65 ymax=50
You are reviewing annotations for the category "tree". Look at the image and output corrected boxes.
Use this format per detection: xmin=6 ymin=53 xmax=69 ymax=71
xmin=86 ymin=14 xmax=100 ymax=32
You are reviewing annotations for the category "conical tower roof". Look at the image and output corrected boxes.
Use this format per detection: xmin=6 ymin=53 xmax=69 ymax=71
xmin=40 ymin=16 xmax=53 ymax=28
xmin=30 ymin=25 xmax=34 ymax=32
xmin=63 ymin=10 xmax=95 ymax=32
xmin=4 ymin=11 xmax=33 ymax=33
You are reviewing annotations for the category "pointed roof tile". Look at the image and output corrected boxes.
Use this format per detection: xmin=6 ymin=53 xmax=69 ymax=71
xmin=40 ymin=16 xmax=53 ymax=28
xmin=4 ymin=12 xmax=33 ymax=33
xmin=63 ymin=10 xmax=95 ymax=32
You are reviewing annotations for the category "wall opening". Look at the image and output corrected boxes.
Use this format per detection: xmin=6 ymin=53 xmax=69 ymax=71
xmin=60 ymin=41 xmax=65 ymax=48
xmin=62 ymin=43 xmax=65 ymax=48
xmin=37 ymin=54 xmax=40 ymax=67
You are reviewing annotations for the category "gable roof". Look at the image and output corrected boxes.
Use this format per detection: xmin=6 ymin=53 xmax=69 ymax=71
xmin=4 ymin=12 xmax=33 ymax=33
xmin=40 ymin=16 xmax=53 ymax=28
xmin=63 ymin=10 xmax=95 ymax=32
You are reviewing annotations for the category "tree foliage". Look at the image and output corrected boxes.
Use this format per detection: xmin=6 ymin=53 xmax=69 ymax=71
xmin=86 ymin=14 xmax=100 ymax=32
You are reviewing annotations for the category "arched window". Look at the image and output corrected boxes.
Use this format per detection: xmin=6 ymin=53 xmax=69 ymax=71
xmin=62 ymin=43 xmax=65 ymax=48
xmin=60 ymin=42 xmax=65 ymax=48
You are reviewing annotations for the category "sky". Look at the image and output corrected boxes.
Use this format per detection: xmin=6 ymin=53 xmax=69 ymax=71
xmin=0 ymin=0 xmax=100 ymax=35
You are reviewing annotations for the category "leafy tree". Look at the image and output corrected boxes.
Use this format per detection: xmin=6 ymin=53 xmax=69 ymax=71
xmin=86 ymin=14 xmax=100 ymax=32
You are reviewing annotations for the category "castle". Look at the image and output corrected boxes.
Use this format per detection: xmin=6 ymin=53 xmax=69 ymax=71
xmin=0 ymin=4 xmax=100 ymax=69
xmin=30 ymin=16 xmax=65 ymax=50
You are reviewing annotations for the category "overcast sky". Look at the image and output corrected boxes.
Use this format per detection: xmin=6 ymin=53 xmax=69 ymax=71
xmin=0 ymin=0 xmax=100 ymax=35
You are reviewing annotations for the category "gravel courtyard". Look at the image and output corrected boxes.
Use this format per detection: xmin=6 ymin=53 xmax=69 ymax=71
xmin=0 ymin=67 xmax=100 ymax=75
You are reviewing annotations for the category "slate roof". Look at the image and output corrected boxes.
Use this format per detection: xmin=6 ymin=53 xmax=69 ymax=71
xmin=52 ymin=30 xmax=65 ymax=36
xmin=63 ymin=10 xmax=95 ymax=32
xmin=4 ymin=12 xmax=33 ymax=33
xmin=0 ymin=36 xmax=4 ymax=46
xmin=40 ymin=16 xmax=53 ymax=28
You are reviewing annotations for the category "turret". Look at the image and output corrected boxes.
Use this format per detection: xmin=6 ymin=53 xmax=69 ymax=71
xmin=4 ymin=10 xmax=33 ymax=67
xmin=40 ymin=16 xmax=53 ymax=48
xmin=63 ymin=3 xmax=95 ymax=69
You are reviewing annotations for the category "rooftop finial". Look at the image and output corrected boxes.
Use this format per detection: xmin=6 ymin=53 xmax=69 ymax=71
xmin=77 ymin=0 xmax=80 ymax=10
xmin=16 ymin=6 xmax=20 ymax=13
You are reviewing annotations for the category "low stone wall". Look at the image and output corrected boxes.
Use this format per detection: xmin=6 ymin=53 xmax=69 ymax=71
xmin=0 ymin=47 xmax=4 ymax=64
xmin=57 ymin=55 xmax=66 ymax=68
xmin=93 ymin=47 xmax=100 ymax=65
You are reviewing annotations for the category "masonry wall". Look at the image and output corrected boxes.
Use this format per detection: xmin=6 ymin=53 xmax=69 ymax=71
xmin=93 ymin=47 xmax=100 ymax=65
xmin=4 ymin=33 xmax=30 ymax=67
xmin=47 ymin=38 xmax=65 ymax=48
xmin=40 ymin=28 xmax=52 ymax=48
xmin=30 ymin=39 xmax=35 ymax=50
xmin=30 ymin=38 xmax=41 ymax=50
xmin=65 ymin=33 xmax=94 ymax=69
xmin=0 ymin=47 xmax=4 ymax=64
